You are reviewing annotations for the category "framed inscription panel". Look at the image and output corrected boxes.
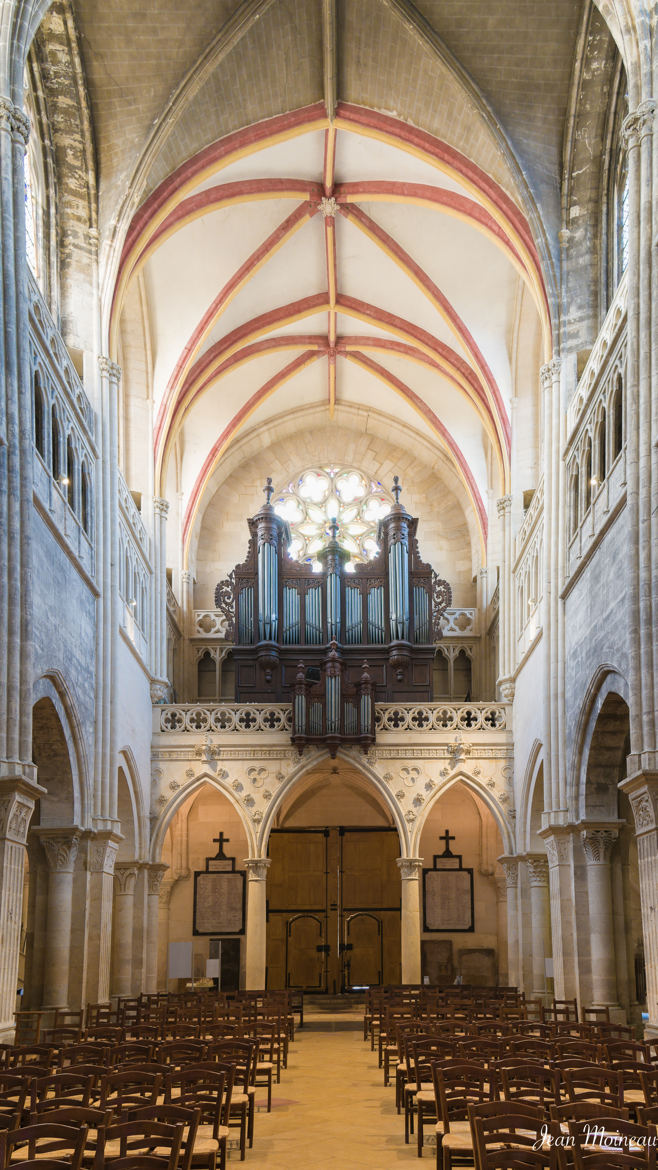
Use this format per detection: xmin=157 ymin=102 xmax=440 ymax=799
xmin=422 ymin=829 xmax=474 ymax=933
xmin=193 ymin=831 xmax=246 ymax=936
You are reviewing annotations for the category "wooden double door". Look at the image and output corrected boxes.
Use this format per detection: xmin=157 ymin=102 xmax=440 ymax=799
xmin=266 ymin=828 xmax=401 ymax=992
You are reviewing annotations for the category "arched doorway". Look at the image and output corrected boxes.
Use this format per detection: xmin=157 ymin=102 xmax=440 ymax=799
xmin=265 ymin=760 xmax=402 ymax=993
xmin=578 ymin=690 xmax=643 ymax=1021
xmin=159 ymin=783 xmax=250 ymax=992
xmin=24 ymin=696 xmax=81 ymax=1011
xmin=418 ymin=781 xmax=505 ymax=987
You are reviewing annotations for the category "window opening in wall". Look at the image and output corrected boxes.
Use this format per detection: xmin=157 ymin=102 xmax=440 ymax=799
xmin=51 ymin=407 xmax=61 ymax=480
xmin=613 ymin=375 xmax=624 ymax=459
xmin=23 ymin=151 xmax=39 ymax=279
xmin=220 ymin=652 xmax=235 ymax=700
xmin=273 ymin=466 xmax=394 ymax=570
xmin=570 ymin=469 xmax=579 ymax=538
xmin=66 ymin=436 xmax=75 ymax=509
xmin=584 ymin=440 xmax=593 ymax=511
xmin=197 ymin=651 xmax=216 ymax=700
xmin=33 ymin=372 xmax=45 ymax=459
xmin=453 ymin=650 xmax=472 ymax=701
xmin=81 ymin=465 xmax=91 ymax=535
xmin=597 ymin=410 xmax=607 ymax=482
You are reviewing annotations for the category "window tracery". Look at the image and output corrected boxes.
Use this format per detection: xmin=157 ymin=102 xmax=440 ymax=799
xmin=272 ymin=466 xmax=394 ymax=571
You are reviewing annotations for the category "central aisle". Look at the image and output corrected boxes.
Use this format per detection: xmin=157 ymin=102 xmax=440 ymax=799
xmin=243 ymin=1015 xmax=419 ymax=1169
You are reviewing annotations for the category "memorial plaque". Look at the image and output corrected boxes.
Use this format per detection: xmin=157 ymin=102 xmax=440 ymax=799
xmin=422 ymin=829 xmax=474 ymax=933
xmin=193 ymin=831 xmax=246 ymax=936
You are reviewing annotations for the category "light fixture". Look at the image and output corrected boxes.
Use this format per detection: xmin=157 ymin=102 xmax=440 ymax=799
xmin=589 ymin=476 xmax=598 ymax=486
xmin=128 ymin=597 xmax=137 ymax=607
xmin=59 ymin=475 xmax=70 ymax=486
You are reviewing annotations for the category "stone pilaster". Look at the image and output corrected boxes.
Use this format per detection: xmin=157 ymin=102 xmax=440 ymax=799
xmin=84 ymin=831 xmax=120 ymax=1004
xmin=244 ymin=858 xmax=270 ymax=990
xmin=620 ymin=773 xmax=658 ymax=1035
xmin=397 ymin=857 xmax=422 ymax=984
xmin=111 ymin=862 xmax=138 ymax=998
xmin=581 ymin=826 xmax=620 ymax=1007
xmin=621 ymin=102 xmax=657 ymax=771
xmin=0 ymin=780 xmax=39 ymax=1037
xmin=157 ymin=878 xmax=176 ymax=990
xmin=496 ymin=495 xmax=515 ymax=701
xmin=37 ymin=829 xmax=80 ymax=1008
xmin=145 ymin=863 xmax=168 ymax=992
xmin=151 ymin=498 xmax=170 ymax=696
xmin=540 ymin=358 xmax=565 ymax=813
xmin=498 ymin=857 xmax=520 ymax=988
xmin=96 ymin=358 xmax=122 ymax=826
xmin=494 ymin=876 xmax=508 ymax=984
xmin=541 ymin=827 xmax=578 ymax=1001
xmin=525 ymin=854 xmax=551 ymax=999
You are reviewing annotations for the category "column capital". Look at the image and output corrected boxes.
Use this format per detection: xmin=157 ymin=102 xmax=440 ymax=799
xmin=114 ymin=862 xmax=139 ymax=893
xmin=150 ymin=680 xmax=171 ymax=705
xmin=496 ymin=495 xmax=512 ymax=517
xmin=622 ymin=99 xmax=656 ymax=150
xmin=146 ymin=862 xmax=169 ymax=896
xmin=0 ymin=776 xmax=43 ymax=844
xmin=36 ymin=829 xmax=81 ymax=872
xmin=88 ymin=831 xmax=121 ymax=875
xmin=525 ymin=853 xmax=549 ymax=886
xmin=580 ymin=826 xmax=620 ymax=864
xmin=619 ymin=771 xmax=658 ymax=835
xmin=498 ymin=855 xmax=519 ymax=887
xmin=397 ymin=856 xmax=423 ymax=880
xmin=244 ymin=857 xmax=271 ymax=881
xmin=540 ymin=359 xmax=561 ymax=390
xmin=539 ymin=826 xmax=574 ymax=867
xmin=98 ymin=356 xmax=122 ymax=383
xmin=0 ymin=97 xmax=30 ymax=148
xmin=153 ymin=497 xmax=170 ymax=519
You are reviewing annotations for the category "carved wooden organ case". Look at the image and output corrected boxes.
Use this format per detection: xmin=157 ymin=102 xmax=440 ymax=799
xmin=215 ymin=480 xmax=452 ymax=755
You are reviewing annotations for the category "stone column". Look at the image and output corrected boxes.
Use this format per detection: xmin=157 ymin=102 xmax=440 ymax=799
xmin=180 ymin=571 xmax=195 ymax=702
xmin=145 ymin=863 xmax=168 ymax=993
xmin=499 ymin=857 xmax=520 ymax=988
xmin=397 ymin=858 xmax=422 ymax=984
xmin=621 ymin=773 xmax=658 ymax=1036
xmin=495 ymin=876 xmax=508 ymax=984
xmin=496 ymin=496 xmax=515 ymax=701
xmin=151 ymin=498 xmax=170 ymax=701
xmin=84 ymin=831 xmax=120 ymax=1005
xmin=244 ymin=859 xmax=270 ymax=990
xmin=111 ymin=863 xmax=138 ymax=998
xmin=540 ymin=358 xmax=566 ymax=812
xmin=621 ymin=103 xmax=657 ymax=766
xmin=581 ymin=828 xmax=619 ymax=1007
xmin=157 ymin=879 xmax=176 ymax=990
xmin=526 ymin=854 xmax=551 ymax=1000
xmin=97 ymin=358 xmax=122 ymax=825
xmin=38 ymin=830 xmax=80 ymax=1008
xmin=541 ymin=828 xmax=578 ymax=1001
xmin=0 ymin=781 xmax=40 ymax=1037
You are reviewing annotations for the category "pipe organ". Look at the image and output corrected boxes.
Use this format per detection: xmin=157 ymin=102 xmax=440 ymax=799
xmin=215 ymin=478 xmax=452 ymax=754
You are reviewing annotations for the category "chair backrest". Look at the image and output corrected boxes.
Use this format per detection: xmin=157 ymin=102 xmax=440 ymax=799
xmin=34 ymin=1072 xmax=93 ymax=1105
xmin=204 ymin=1040 xmax=254 ymax=1091
xmin=640 ymin=1069 xmax=658 ymax=1106
xmin=432 ymin=1061 xmax=495 ymax=1130
xmin=155 ymin=1041 xmax=207 ymax=1068
xmin=128 ymin=1104 xmax=200 ymax=1170
xmin=100 ymin=1071 xmax=163 ymax=1113
xmin=563 ymin=1065 xmax=624 ymax=1107
xmin=112 ymin=1044 xmax=156 ymax=1066
xmin=500 ymin=1063 xmax=561 ymax=1108
xmin=468 ymin=1101 xmax=545 ymax=1169
xmin=0 ymin=1120 xmax=89 ymax=1170
xmin=174 ymin=1065 xmax=231 ymax=1135
xmin=58 ymin=1042 xmax=111 ymax=1067
xmin=550 ymin=1101 xmax=630 ymax=1123
xmin=103 ymin=1118 xmax=184 ymax=1170
xmin=567 ymin=1116 xmax=658 ymax=1170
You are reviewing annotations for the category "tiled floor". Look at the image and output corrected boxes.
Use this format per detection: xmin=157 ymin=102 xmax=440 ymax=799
xmin=239 ymin=1012 xmax=422 ymax=1169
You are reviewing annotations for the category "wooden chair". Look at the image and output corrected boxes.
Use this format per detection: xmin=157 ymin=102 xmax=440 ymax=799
xmin=30 ymin=1104 xmax=113 ymax=1169
xmin=566 ymin=1115 xmax=657 ymax=1169
xmin=112 ymin=1045 xmax=155 ymax=1068
xmin=169 ymin=1065 xmax=231 ymax=1170
xmin=432 ymin=1061 xmax=495 ymax=1170
xmin=58 ymin=1044 xmax=110 ymax=1069
xmin=468 ymin=1101 xmax=546 ymax=1170
xmin=121 ymin=1106 xmax=200 ymax=1170
xmin=155 ymin=1044 xmax=207 ymax=1072
xmin=640 ymin=1070 xmax=658 ymax=1106
xmin=500 ymin=1063 xmax=561 ymax=1111
xmin=203 ymin=1042 xmax=255 ymax=1156
xmin=100 ymin=1118 xmax=183 ymax=1170
xmin=34 ymin=1072 xmax=94 ymax=1107
xmin=563 ymin=1066 xmax=624 ymax=1109
xmin=99 ymin=1071 xmax=163 ymax=1115
xmin=0 ymin=1120 xmax=88 ymax=1168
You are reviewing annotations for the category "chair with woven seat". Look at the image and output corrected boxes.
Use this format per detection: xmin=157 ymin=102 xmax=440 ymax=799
xmin=0 ymin=1121 xmax=89 ymax=1169
xmin=58 ymin=1045 xmax=110 ymax=1070
xmin=500 ymin=1063 xmax=561 ymax=1111
xmin=99 ymin=1071 xmax=163 ymax=1116
xmin=155 ymin=1045 xmax=207 ymax=1073
xmin=169 ymin=1065 xmax=231 ymax=1170
xmin=34 ymin=1072 xmax=94 ymax=1108
xmin=566 ymin=1115 xmax=657 ymax=1170
xmin=563 ymin=1065 xmax=624 ymax=1109
xmin=432 ymin=1061 xmax=496 ymax=1170
xmin=126 ymin=1105 xmax=200 ymax=1170
xmin=467 ymin=1101 xmax=546 ymax=1170
xmin=30 ymin=1104 xmax=113 ymax=1169
xmin=203 ymin=1042 xmax=255 ymax=1157
xmin=112 ymin=1045 xmax=156 ymax=1069
xmin=100 ymin=1118 xmax=183 ymax=1170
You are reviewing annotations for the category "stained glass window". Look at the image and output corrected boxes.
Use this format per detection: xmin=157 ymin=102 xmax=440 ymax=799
xmin=273 ymin=467 xmax=394 ymax=571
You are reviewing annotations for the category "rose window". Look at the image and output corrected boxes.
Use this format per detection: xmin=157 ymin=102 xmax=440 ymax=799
xmin=273 ymin=467 xmax=394 ymax=571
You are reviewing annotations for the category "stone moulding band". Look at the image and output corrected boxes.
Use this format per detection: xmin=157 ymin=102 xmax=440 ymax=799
xmin=157 ymin=701 xmax=508 ymax=733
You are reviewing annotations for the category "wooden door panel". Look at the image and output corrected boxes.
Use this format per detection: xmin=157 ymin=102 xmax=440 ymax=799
xmin=268 ymin=831 xmax=326 ymax=909
xmin=341 ymin=830 xmax=400 ymax=907
xmin=286 ymin=914 xmax=324 ymax=989
xmin=345 ymin=913 xmax=382 ymax=986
